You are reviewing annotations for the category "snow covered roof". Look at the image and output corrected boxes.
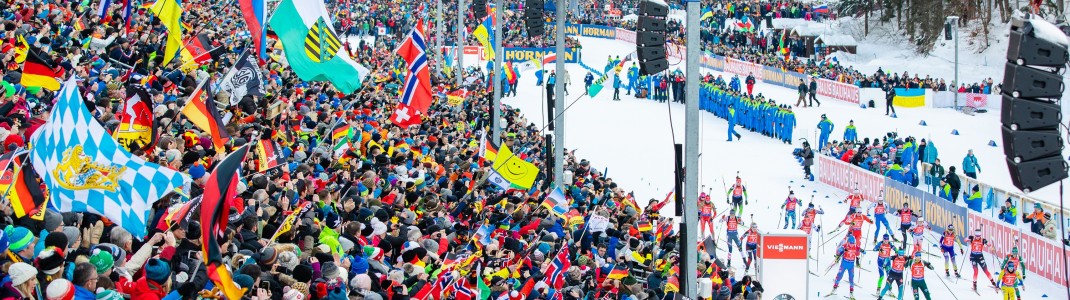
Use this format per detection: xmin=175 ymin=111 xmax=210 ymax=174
xmin=816 ymin=34 xmax=857 ymax=46
xmin=771 ymin=18 xmax=808 ymax=30
xmin=791 ymin=23 xmax=830 ymax=36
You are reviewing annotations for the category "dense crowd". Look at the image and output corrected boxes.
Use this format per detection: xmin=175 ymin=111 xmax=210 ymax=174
xmin=0 ymin=2 xmax=781 ymax=300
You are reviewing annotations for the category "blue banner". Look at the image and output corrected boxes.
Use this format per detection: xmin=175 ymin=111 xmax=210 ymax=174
xmin=544 ymin=23 xmax=581 ymax=36
xmin=884 ymin=178 xmax=968 ymax=244
xmin=501 ymin=48 xmax=579 ymax=63
xmin=760 ymin=65 xmax=808 ymax=90
xmin=578 ymin=25 xmax=616 ymax=39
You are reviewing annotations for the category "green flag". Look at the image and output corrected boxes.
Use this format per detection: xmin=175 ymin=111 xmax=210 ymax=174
xmin=477 ymin=274 xmax=491 ymax=300
xmin=269 ymin=0 xmax=370 ymax=94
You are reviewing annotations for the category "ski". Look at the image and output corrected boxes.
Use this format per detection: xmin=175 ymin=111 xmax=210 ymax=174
xmin=823 ymin=292 xmax=837 ymax=298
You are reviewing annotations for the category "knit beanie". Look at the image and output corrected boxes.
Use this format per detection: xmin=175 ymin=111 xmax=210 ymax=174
xmin=276 ymin=251 xmax=299 ymax=271
xmin=90 ymin=251 xmax=115 ymax=274
xmin=36 ymin=247 xmax=66 ymax=275
xmin=8 ymin=262 xmax=37 ymax=286
xmin=45 ymin=279 xmax=74 ymax=300
xmin=95 ymin=289 xmax=123 ymax=300
xmin=293 ymin=264 xmax=313 ymax=283
xmin=5 ymin=225 xmax=33 ymax=253
xmin=282 ymin=287 xmax=304 ymax=300
xmin=233 ymin=274 xmax=255 ymax=290
xmin=145 ymin=258 xmax=172 ymax=283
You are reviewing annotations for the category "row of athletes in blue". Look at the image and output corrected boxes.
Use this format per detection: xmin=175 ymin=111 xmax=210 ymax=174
xmin=699 ymin=83 xmax=798 ymax=144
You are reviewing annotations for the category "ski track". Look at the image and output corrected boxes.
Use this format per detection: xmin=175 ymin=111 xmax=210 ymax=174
xmin=448 ymin=36 xmax=1070 ymax=299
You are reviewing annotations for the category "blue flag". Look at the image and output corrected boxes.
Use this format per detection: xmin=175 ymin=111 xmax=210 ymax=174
xmin=30 ymin=78 xmax=191 ymax=238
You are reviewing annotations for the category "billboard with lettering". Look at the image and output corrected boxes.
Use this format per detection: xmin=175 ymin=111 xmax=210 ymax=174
xmin=968 ymin=211 xmax=1068 ymax=285
xmin=501 ymin=48 xmax=578 ymax=63
xmin=817 ymin=155 xmax=884 ymax=204
xmin=818 ymin=79 xmax=860 ymax=104
xmin=759 ymin=230 xmax=808 ymax=299
xmin=615 ymin=28 xmax=636 ymax=44
xmin=883 ymin=178 xmax=967 ymax=243
xmin=723 ymin=58 xmax=764 ymax=80
xmin=578 ymin=25 xmax=617 ymax=39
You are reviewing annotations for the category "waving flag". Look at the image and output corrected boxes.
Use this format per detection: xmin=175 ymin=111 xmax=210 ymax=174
xmin=545 ymin=245 xmax=571 ymax=289
xmin=269 ymin=0 xmax=370 ymax=94
xmin=390 ymin=20 xmax=432 ymax=127
xmin=155 ymin=196 xmax=201 ymax=231
xmin=0 ymin=150 xmax=46 ymax=220
xmin=471 ymin=16 xmax=495 ymax=60
xmin=487 ymin=144 xmax=540 ymax=190
xmin=255 ymin=139 xmax=285 ymax=172
xmin=813 ymin=5 xmax=829 ymax=14
xmin=239 ymin=0 xmax=268 ymax=60
xmin=200 ymin=144 xmax=249 ymax=300
xmin=113 ymin=84 xmax=157 ymax=151
xmin=29 ymin=78 xmax=190 ymax=238
xmin=182 ymin=80 xmax=230 ymax=151
xmin=541 ymin=53 xmax=556 ymax=69
xmin=97 ymin=0 xmax=113 ymax=18
xmin=219 ymin=51 xmax=266 ymax=106
xmin=544 ymin=186 xmax=568 ymax=218
xmin=180 ymin=33 xmax=219 ymax=66
xmin=21 ymin=49 xmax=64 ymax=91
xmin=148 ymin=0 xmax=183 ymax=66
xmin=504 ymin=62 xmax=518 ymax=84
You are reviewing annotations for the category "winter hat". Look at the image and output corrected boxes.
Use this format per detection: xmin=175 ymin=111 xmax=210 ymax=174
xmin=45 ymin=279 xmax=74 ymax=300
xmin=276 ymin=251 xmax=299 ymax=271
xmin=43 ymin=212 xmax=63 ymax=233
xmin=5 ymin=225 xmax=33 ymax=253
xmin=35 ymin=247 xmax=65 ymax=275
xmin=258 ymin=247 xmax=278 ymax=266
xmin=233 ymin=274 xmax=255 ymax=290
xmin=60 ymin=227 xmax=80 ymax=248
xmin=188 ymin=164 xmax=206 ymax=180
xmin=327 ymin=287 xmax=347 ymax=300
xmin=350 ymin=274 xmax=371 ymax=290
xmin=293 ymin=264 xmax=314 ymax=282
xmin=8 ymin=262 xmax=37 ymax=286
xmin=282 ymin=287 xmax=304 ymax=300
xmin=90 ymin=251 xmax=115 ymax=274
xmin=44 ymin=233 xmax=68 ymax=251
xmin=320 ymin=262 xmax=340 ymax=280
xmin=95 ymin=289 xmax=123 ymax=300
xmin=145 ymin=258 xmax=172 ymax=283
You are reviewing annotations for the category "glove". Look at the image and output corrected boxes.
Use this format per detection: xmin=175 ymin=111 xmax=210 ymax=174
xmin=745 ymin=200 xmax=749 ymax=205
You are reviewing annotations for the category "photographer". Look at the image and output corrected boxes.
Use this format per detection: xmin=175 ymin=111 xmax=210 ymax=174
xmin=1022 ymin=203 xmax=1049 ymax=236
xmin=998 ymin=198 xmax=1017 ymax=225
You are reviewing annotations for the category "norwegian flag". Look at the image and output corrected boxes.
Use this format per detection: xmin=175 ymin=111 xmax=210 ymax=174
xmin=544 ymin=245 xmax=571 ymax=289
xmin=453 ymin=278 xmax=475 ymax=300
xmin=390 ymin=19 xmax=433 ymax=127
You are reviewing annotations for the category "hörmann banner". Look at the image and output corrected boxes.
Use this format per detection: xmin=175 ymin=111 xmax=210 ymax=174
xmin=501 ymin=48 xmax=578 ymax=63
xmin=883 ymin=178 xmax=968 ymax=243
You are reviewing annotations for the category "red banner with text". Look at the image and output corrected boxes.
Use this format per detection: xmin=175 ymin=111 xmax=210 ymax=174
xmin=968 ymin=211 xmax=1068 ymax=285
xmin=817 ymin=155 xmax=884 ymax=203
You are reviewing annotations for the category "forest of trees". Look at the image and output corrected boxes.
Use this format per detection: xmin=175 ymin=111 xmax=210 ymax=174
xmin=836 ymin=0 xmax=1067 ymax=53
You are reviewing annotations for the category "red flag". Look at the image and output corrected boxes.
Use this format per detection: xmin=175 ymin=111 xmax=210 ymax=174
xmin=394 ymin=19 xmax=432 ymax=114
xmin=389 ymin=102 xmax=422 ymax=127
xmin=200 ymin=145 xmax=249 ymax=300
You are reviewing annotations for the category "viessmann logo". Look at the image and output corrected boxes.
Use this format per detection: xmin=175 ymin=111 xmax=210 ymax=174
xmin=767 ymin=243 xmax=804 ymax=252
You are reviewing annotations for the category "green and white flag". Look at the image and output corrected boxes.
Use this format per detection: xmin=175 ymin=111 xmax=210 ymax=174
xmin=269 ymin=0 xmax=370 ymax=94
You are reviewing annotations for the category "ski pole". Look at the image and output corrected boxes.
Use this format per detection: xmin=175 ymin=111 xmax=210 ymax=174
xmin=931 ymin=262 xmax=961 ymax=300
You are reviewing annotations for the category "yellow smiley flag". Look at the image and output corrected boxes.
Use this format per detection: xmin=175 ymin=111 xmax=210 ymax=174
xmin=487 ymin=144 xmax=539 ymax=190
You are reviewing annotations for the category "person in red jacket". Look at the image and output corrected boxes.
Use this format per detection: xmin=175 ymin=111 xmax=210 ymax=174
xmin=745 ymin=73 xmax=756 ymax=96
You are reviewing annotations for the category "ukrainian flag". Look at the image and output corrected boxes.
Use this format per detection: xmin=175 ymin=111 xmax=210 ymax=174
xmin=893 ymin=88 xmax=926 ymax=108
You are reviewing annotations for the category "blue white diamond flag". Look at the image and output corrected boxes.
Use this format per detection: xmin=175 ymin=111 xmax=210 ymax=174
xmin=30 ymin=78 xmax=191 ymax=238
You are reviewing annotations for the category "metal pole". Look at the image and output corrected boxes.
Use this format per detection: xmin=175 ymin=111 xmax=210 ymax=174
xmin=437 ymin=0 xmax=444 ymax=70
xmin=553 ymin=0 xmax=566 ymax=187
xmin=492 ymin=0 xmax=503 ymax=145
xmin=683 ymin=0 xmax=700 ymax=298
xmin=951 ymin=16 xmax=959 ymax=109
xmin=456 ymin=0 xmax=465 ymax=87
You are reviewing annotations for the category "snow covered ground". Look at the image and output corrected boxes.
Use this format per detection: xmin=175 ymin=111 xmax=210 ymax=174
xmin=485 ymin=36 xmax=1070 ymax=299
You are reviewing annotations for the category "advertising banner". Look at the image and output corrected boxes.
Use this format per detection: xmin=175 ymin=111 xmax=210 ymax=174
xmin=616 ymin=28 xmax=636 ymax=44
xmin=544 ymin=23 xmax=581 ymax=36
xmin=759 ymin=230 xmax=808 ymax=300
xmin=700 ymin=54 xmax=725 ymax=71
xmin=759 ymin=65 xmax=807 ymax=90
xmin=723 ymin=58 xmax=764 ymax=81
xmin=501 ymin=48 xmax=578 ymax=63
xmin=817 ymin=78 xmax=860 ymax=104
xmin=817 ymin=155 xmax=883 ymax=204
xmin=969 ymin=211 xmax=1069 ymax=285
xmin=578 ymin=25 xmax=617 ymax=39
xmin=883 ymin=178 xmax=968 ymax=243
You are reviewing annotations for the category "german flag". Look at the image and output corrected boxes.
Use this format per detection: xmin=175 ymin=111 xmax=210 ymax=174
xmin=200 ymin=145 xmax=249 ymax=300
xmin=180 ymin=33 xmax=217 ymax=66
xmin=254 ymin=139 xmax=284 ymax=172
xmin=155 ymin=196 xmax=201 ymax=231
xmin=21 ymin=48 xmax=63 ymax=91
xmin=0 ymin=151 xmax=47 ymax=219
xmin=181 ymin=79 xmax=229 ymax=151
xmin=636 ymin=220 xmax=652 ymax=232
xmin=605 ymin=264 xmax=629 ymax=281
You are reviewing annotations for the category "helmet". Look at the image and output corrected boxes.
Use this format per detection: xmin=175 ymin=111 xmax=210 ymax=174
xmin=883 ymin=234 xmax=890 ymax=240
xmin=914 ymin=251 xmax=922 ymax=257
xmin=903 ymin=202 xmax=909 ymax=207
xmin=947 ymin=224 xmax=954 ymax=230
xmin=808 ymin=203 xmax=815 ymax=208
xmin=751 ymin=222 xmax=758 ymax=228
xmin=918 ymin=217 xmax=924 ymax=223
xmin=897 ymin=249 xmax=905 ymax=256
xmin=1008 ymin=263 xmax=1017 ymax=271
xmin=846 ymin=235 xmax=855 ymax=243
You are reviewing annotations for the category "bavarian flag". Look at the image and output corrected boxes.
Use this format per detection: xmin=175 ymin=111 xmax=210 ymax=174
xmin=893 ymin=88 xmax=926 ymax=108
xmin=268 ymin=0 xmax=371 ymax=94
